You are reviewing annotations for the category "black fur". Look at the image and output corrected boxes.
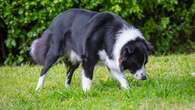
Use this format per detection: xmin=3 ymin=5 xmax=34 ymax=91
xmin=120 ymin=38 xmax=148 ymax=73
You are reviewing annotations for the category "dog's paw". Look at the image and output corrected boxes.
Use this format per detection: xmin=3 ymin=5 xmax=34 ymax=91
xmin=65 ymin=82 xmax=70 ymax=89
xmin=121 ymin=84 xmax=130 ymax=90
xmin=35 ymin=86 xmax=42 ymax=92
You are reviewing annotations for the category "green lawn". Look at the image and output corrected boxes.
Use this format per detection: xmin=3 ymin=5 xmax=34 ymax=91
xmin=0 ymin=54 xmax=195 ymax=110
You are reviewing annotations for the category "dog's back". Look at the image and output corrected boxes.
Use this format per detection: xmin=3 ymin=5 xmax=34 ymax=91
xmin=49 ymin=9 xmax=97 ymax=34
xmin=30 ymin=9 xmax=127 ymax=65
xmin=30 ymin=9 xmax=97 ymax=65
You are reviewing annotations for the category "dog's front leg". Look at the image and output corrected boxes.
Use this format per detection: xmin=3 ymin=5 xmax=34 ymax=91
xmin=110 ymin=70 xmax=129 ymax=89
xmin=81 ymin=59 xmax=97 ymax=92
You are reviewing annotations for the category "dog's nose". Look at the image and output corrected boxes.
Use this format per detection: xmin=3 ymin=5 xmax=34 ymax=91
xmin=141 ymin=76 xmax=147 ymax=80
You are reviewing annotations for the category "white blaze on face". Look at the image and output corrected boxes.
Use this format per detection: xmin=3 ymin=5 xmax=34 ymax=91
xmin=133 ymin=66 xmax=146 ymax=80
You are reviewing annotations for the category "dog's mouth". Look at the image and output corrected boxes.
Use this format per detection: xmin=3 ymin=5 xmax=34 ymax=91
xmin=133 ymin=73 xmax=147 ymax=80
xmin=132 ymin=66 xmax=147 ymax=80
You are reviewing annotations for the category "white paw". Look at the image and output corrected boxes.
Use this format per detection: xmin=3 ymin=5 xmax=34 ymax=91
xmin=81 ymin=69 xmax=92 ymax=92
xmin=35 ymin=75 xmax=45 ymax=91
xmin=121 ymin=83 xmax=130 ymax=90
xmin=82 ymin=79 xmax=91 ymax=92
xmin=65 ymin=81 xmax=70 ymax=89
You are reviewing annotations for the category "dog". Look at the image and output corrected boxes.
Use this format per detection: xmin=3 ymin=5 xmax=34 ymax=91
xmin=30 ymin=9 xmax=154 ymax=91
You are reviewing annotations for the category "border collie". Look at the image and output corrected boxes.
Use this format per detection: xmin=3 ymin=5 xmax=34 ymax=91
xmin=30 ymin=9 xmax=154 ymax=91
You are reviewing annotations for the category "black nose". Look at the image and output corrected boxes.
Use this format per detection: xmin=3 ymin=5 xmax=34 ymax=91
xmin=141 ymin=76 xmax=147 ymax=80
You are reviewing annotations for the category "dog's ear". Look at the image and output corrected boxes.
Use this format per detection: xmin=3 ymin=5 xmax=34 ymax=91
xmin=119 ymin=46 xmax=134 ymax=64
xmin=145 ymin=41 xmax=155 ymax=54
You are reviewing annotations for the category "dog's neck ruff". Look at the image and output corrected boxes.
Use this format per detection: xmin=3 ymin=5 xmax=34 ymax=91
xmin=113 ymin=25 xmax=144 ymax=70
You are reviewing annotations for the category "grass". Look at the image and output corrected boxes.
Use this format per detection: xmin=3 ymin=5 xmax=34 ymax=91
xmin=0 ymin=53 xmax=195 ymax=110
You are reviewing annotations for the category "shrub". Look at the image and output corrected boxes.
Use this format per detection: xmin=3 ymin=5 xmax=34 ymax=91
xmin=0 ymin=0 xmax=194 ymax=65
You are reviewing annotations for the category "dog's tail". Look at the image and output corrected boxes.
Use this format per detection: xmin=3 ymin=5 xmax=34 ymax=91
xmin=30 ymin=30 xmax=51 ymax=65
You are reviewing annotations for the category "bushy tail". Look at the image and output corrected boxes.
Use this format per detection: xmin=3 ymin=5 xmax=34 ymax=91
xmin=30 ymin=30 xmax=51 ymax=65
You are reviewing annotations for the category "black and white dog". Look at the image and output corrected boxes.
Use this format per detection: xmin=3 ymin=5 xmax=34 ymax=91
xmin=30 ymin=9 xmax=153 ymax=91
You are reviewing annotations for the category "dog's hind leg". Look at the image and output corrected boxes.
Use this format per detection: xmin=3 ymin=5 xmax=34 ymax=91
xmin=64 ymin=61 xmax=79 ymax=88
xmin=35 ymin=42 xmax=60 ymax=91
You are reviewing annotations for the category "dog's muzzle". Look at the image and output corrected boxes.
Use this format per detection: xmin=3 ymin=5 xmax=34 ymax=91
xmin=133 ymin=66 xmax=147 ymax=80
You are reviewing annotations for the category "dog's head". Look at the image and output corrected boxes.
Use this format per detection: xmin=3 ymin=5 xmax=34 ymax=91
xmin=119 ymin=38 xmax=154 ymax=80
